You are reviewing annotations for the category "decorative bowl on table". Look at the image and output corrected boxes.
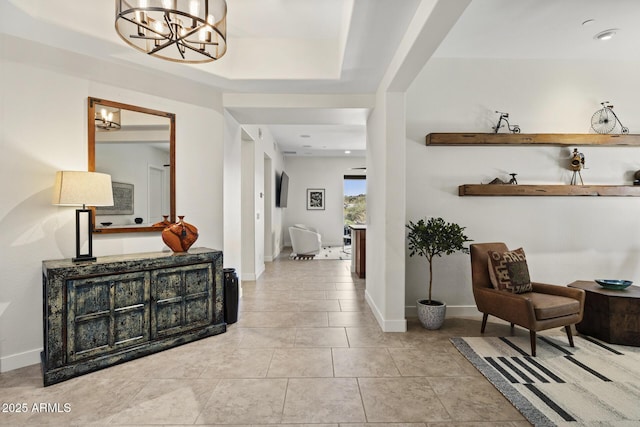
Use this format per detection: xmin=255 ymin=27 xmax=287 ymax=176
xmin=595 ymin=279 xmax=633 ymax=290
xmin=100 ymin=222 xmax=113 ymax=227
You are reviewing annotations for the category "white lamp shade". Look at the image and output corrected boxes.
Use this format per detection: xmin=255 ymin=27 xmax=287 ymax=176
xmin=52 ymin=171 xmax=114 ymax=207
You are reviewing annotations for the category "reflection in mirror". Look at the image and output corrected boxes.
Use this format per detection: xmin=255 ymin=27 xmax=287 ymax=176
xmin=88 ymin=97 xmax=175 ymax=233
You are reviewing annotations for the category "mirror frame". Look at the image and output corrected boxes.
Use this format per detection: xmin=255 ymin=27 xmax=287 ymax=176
xmin=88 ymin=97 xmax=176 ymax=234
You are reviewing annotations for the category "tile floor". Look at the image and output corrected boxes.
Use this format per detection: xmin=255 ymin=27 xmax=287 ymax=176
xmin=0 ymin=250 xmax=532 ymax=426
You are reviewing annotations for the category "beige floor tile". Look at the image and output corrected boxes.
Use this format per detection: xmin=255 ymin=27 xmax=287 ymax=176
xmin=333 ymin=347 xmax=401 ymax=377
xmin=326 ymin=290 xmax=363 ymax=300
xmin=196 ymin=378 xmax=287 ymax=424
xmin=338 ymin=299 xmax=370 ymax=312
xmin=109 ymin=379 xmax=216 ymax=425
xmin=294 ymin=327 xmax=349 ymax=347
xmin=237 ymin=327 xmax=296 ymax=348
xmin=282 ymin=378 xmax=366 ymax=423
xmin=344 ymin=424 xmax=426 ymax=427
xmin=297 ymin=299 xmax=342 ymax=312
xmin=358 ymin=377 xmax=451 ymax=423
xmin=267 ymin=348 xmax=334 ymax=377
xmin=346 ymin=327 xmax=409 ymax=348
xmin=328 ymin=311 xmax=378 ymax=328
xmin=13 ymin=377 xmax=146 ymax=426
xmin=388 ymin=347 xmax=471 ymax=377
xmin=426 ymin=376 xmax=525 ymax=422
xmin=199 ymin=348 xmax=273 ymax=378
xmin=238 ymin=311 xmax=329 ymax=328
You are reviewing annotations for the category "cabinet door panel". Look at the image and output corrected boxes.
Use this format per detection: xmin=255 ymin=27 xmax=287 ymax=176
xmin=72 ymin=316 xmax=110 ymax=357
xmin=151 ymin=263 xmax=213 ymax=337
xmin=67 ymin=272 xmax=150 ymax=362
xmin=185 ymin=298 xmax=208 ymax=325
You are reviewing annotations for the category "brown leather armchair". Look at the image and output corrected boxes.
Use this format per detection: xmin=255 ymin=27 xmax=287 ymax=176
xmin=470 ymin=243 xmax=585 ymax=356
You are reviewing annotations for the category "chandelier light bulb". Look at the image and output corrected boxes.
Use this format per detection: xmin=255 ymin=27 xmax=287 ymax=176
xmin=190 ymin=1 xmax=200 ymax=16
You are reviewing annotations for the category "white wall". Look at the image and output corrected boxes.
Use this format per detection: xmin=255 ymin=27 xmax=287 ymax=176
xmin=0 ymin=45 xmax=224 ymax=372
xmin=223 ymin=112 xmax=243 ymax=271
xmin=405 ymin=57 xmax=640 ymax=317
xmin=283 ymin=157 xmax=366 ymax=247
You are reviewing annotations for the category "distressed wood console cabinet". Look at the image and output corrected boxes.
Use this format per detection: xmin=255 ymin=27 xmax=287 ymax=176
xmin=42 ymin=248 xmax=225 ymax=386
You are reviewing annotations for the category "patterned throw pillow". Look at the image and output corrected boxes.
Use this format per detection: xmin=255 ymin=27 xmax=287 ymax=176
xmin=487 ymin=248 xmax=533 ymax=294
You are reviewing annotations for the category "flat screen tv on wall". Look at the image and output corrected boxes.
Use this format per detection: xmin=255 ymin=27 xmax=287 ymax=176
xmin=276 ymin=171 xmax=289 ymax=208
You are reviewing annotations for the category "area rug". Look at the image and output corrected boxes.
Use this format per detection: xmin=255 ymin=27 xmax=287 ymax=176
xmin=290 ymin=246 xmax=351 ymax=260
xmin=451 ymin=335 xmax=640 ymax=426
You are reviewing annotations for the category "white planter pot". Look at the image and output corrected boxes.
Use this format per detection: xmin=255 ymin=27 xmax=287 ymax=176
xmin=416 ymin=299 xmax=446 ymax=330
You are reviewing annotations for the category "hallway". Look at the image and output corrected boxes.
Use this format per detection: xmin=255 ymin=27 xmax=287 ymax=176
xmin=0 ymin=252 xmax=530 ymax=425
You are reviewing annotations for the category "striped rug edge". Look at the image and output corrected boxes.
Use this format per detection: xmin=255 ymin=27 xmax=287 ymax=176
xmin=450 ymin=337 xmax=556 ymax=427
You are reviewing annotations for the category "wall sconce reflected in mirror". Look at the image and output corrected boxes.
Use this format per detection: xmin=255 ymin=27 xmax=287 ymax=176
xmin=95 ymin=107 xmax=121 ymax=131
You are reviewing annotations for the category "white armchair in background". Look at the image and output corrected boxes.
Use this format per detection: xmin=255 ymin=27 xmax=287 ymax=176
xmin=289 ymin=225 xmax=322 ymax=255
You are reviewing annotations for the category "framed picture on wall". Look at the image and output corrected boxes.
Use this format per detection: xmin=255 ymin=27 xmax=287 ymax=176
xmin=306 ymin=188 xmax=325 ymax=210
xmin=95 ymin=182 xmax=134 ymax=215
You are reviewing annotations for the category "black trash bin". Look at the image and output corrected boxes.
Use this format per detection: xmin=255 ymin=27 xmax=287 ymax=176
xmin=223 ymin=268 xmax=239 ymax=324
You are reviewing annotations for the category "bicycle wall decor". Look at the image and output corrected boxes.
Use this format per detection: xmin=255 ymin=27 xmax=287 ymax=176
xmin=492 ymin=111 xmax=520 ymax=134
xmin=591 ymin=102 xmax=629 ymax=134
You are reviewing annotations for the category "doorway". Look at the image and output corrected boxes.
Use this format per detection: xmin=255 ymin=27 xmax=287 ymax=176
xmin=343 ymin=175 xmax=366 ymax=250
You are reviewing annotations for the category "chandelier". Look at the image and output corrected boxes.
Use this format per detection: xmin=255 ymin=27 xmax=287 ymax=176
xmin=95 ymin=107 xmax=121 ymax=131
xmin=115 ymin=0 xmax=227 ymax=63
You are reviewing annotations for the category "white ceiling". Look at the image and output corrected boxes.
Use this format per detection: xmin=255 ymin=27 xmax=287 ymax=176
xmin=4 ymin=0 xmax=638 ymax=157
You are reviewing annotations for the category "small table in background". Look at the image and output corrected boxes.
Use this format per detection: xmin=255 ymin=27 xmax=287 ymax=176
xmin=568 ymin=280 xmax=640 ymax=346
xmin=349 ymin=225 xmax=366 ymax=278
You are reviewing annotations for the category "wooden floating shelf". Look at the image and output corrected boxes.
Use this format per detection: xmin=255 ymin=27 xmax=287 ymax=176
xmin=458 ymin=184 xmax=640 ymax=197
xmin=426 ymin=133 xmax=640 ymax=146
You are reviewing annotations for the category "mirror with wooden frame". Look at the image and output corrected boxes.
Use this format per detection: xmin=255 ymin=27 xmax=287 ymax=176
xmin=88 ymin=97 xmax=175 ymax=233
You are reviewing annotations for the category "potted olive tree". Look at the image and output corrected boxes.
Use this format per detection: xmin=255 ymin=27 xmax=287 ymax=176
xmin=406 ymin=217 xmax=472 ymax=329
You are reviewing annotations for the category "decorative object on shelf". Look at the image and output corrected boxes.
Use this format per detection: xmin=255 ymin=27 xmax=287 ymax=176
xmin=152 ymin=215 xmax=171 ymax=227
xmin=492 ymin=111 xmax=520 ymax=134
xmin=115 ymin=0 xmax=227 ymax=64
xmin=569 ymin=148 xmax=585 ymax=185
xmin=508 ymin=173 xmax=518 ymax=184
xmin=100 ymin=222 xmax=113 ymax=227
xmin=591 ymin=102 xmax=629 ymax=134
xmin=134 ymin=217 xmax=143 ymax=224
xmin=307 ymin=188 xmax=325 ymax=210
xmin=162 ymin=216 xmax=199 ymax=252
xmin=634 ymin=170 xmax=640 ymax=185
xmin=595 ymin=279 xmax=633 ymax=290
xmin=487 ymin=177 xmax=506 ymax=184
xmin=94 ymin=106 xmax=121 ymax=131
xmin=52 ymin=171 xmax=114 ymax=262
xmin=406 ymin=217 xmax=472 ymax=329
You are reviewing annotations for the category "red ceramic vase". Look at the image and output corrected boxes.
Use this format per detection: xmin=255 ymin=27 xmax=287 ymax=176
xmin=162 ymin=216 xmax=199 ymax=252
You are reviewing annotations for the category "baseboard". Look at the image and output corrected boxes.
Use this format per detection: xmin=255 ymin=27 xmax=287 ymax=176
xmin=256 ymin=263 xmax=265 ymax=279
xmin=405 ymin=304 xmax=480 ymax=318
xmin=1 ymin=348 xmax=41 ymax=373
xmin=365 ymin=291 xmax=407 ymax=332
xmin=241 ymin=273 xmax=256 ymax=281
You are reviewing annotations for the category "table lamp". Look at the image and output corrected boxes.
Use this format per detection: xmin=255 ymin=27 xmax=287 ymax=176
xmin=52 ymin=171 xmax=114 ymax=262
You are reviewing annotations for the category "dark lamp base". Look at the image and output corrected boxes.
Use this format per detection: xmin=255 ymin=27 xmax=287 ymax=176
xmin=72 ymin=255 xmax=97 ymax=263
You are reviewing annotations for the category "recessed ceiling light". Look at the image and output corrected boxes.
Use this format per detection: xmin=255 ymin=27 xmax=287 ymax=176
xmin=582 ymin=19 xmax=595 ymax=26
xmin=594 ymin=29 xmax=618 ymax=40
xmin=300 ymin=134 xmax=311 ymax=138
xmin=345 ymin=150 xmax=351 ymax=154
